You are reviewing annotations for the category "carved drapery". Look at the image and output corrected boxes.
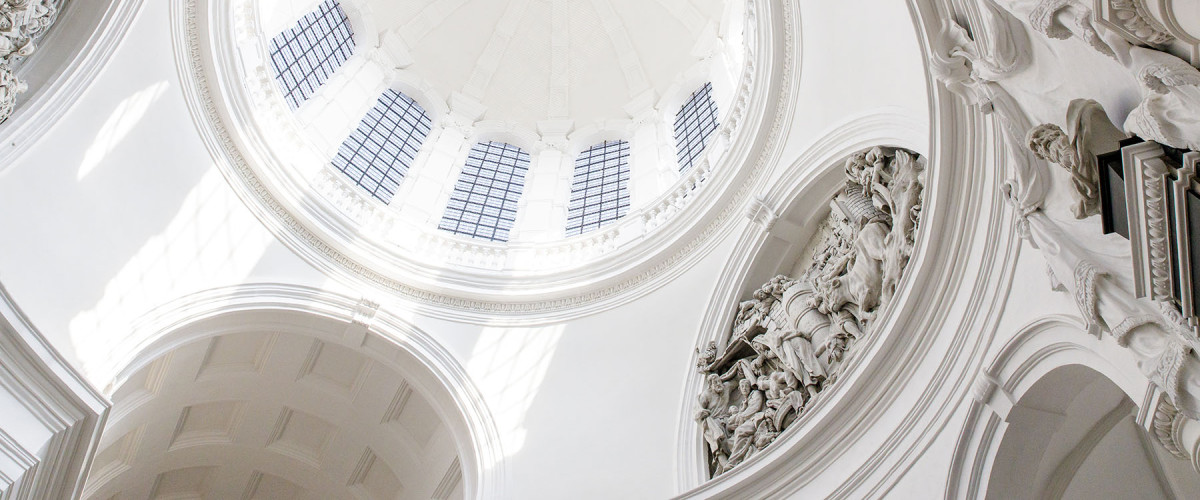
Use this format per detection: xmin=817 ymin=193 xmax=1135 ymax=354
xmin=0 ymin=0 xmax=59 ymax=124
xmin=694 ymin=147 xmax=925 ymax=477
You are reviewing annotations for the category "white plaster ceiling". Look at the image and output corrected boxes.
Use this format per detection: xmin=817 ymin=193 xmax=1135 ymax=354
xmin=373 ymin=0 xmax=727 ymax=126
xmin=82 ymin=331 xmax=464 ymax=500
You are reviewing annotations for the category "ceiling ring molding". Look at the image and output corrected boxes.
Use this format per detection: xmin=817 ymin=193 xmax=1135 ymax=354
xmin=171 ymin=0 xmax=794 ymax=323
xmin=89 ymin=283 xmax=507 ymax=500
xmin=0 ymin=0 xmax=147 ymax=175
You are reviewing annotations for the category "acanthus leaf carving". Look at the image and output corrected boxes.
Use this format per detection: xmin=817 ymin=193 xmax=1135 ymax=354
xmin=695 ymin=147 xmax=925 ymax=477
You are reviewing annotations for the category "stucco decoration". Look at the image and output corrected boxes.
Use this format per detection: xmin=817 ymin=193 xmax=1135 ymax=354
xmin=1005 ymin=101 xmax=1200 ymax=417
xmin=694 ymin=147 xmax=925 ymax=477
xmin=1022 ymin=0 xmax=1200 ymax=150
xmin=931 ymin=11 xmax=1049 ymax=215
xmin=1105 ymin=0 xmax=1173 ymax=47
xmin=0 ymin=65 xmax=23 ymax=123
xmin=1026 ymin=98 xmax=1128 ymax=219
xmin=0 ymin=0 xmax=58 ymax=124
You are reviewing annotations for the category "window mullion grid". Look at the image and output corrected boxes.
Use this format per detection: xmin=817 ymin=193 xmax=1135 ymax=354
xmin=268 ymin=0 xmax=356 ymax=109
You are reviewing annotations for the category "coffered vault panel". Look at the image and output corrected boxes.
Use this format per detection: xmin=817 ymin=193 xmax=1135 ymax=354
xmin=84 ymin=331 xmax=463 ymax=500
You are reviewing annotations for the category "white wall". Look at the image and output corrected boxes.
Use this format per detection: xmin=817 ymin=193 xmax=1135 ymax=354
xmin=0 ymin=0 xmax=1194 ymax=498
xmin=0 ymin=1 xmax=327 ymax=376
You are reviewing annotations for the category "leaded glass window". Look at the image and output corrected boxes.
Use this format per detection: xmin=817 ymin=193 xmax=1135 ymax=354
xmin=566 ymin=140 xmax=630 ymax=236
xmin=438 ymin=142 xmax=531 ymax=242
xmin=268 ymin=0 xmax=356 ymax=109
xmin=674 ymin=82 xmax=720 ymax=172
xmin=332 ymin=89 xmax=431 ymax=204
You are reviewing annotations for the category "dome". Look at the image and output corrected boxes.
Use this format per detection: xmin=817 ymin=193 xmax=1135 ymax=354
xmin=363 ymin=0 xmax=729 ymax=129
xmin=199 ymin=0 xmax=764 ymax=315
xmin=4 ymin=0 xmax=1200 ymax=499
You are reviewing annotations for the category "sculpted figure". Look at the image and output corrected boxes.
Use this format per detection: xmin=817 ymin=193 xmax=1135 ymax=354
xmin=1025 ymin=0 xmax=1200 ymax=150
xmin=752 ymin=328 xmax=824 ymax=399
xmin=696 ymin=374 xmax=731 ymax=472
xmin=697 ymin=147 xmax=925 ymax=477
xmin=0 ymin=65 xmax=23 ymax=122
xmin=1026 ymin=99 xmax=1128 ymax=219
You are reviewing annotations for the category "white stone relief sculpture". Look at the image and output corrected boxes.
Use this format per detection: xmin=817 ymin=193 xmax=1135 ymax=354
xmin=931 ymin=11 xmax=1049 ymax=215
xmin=1026 ymin=98 xmax=1128 ymax=219
xmin=695 ymin=147 xmax=925 ymax=477
xmin=1017 ymin=101 xmax=1200 ymax=418
xmin=0 ymin=0 xmax=59 ymax=124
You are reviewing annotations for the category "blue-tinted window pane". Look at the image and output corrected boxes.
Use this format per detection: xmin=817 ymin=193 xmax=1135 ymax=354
xmin=438 ymin=142 xmax=531 ymax=242
xmin=331 ymin=89 xmax=431 ymax=204
xmin=269 ymin=0 xmax=356 ymax=109
xmin=674 ymin=82 xmax=720 ymax=172
xmin=566 ymin=140 xmax=630 ymax=236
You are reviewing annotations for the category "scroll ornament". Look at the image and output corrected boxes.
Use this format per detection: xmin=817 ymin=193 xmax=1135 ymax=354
xmin=695 ymin=147 xmax=925 ymax=477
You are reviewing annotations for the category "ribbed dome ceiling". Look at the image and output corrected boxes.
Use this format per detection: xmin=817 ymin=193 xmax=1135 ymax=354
xmin=372 ymin=0 xmax=727 ymax=126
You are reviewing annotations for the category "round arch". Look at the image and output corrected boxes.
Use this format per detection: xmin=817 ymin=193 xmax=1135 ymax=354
xmin=948 ymin=316 xmax=1200 ymax=499
xmin=89 ymin=284 xmax=506 ymax=499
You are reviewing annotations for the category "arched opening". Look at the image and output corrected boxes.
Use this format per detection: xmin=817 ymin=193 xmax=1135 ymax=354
xmin=80 ymin=303 xmax=491 ymax=500
xmin=987 ymin=364 xmax=1200 ymax=499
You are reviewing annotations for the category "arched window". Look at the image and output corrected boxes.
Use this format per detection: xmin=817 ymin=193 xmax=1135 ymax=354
xmin=566 ymin=140 xmax=630 ymax=236
xmin=332 ymin=89 xmax=431 ymax=204
xmin=268 ymin=0 xmax=355 ymax=109
xmin=673 ymin=82 xmax=720 ymax=172
xmin=438 ymin=142 xmax=531 ymax=242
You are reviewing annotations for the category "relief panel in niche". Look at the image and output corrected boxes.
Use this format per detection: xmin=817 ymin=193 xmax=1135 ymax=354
xmin=695 ymin=146 xmax=926 ymax=477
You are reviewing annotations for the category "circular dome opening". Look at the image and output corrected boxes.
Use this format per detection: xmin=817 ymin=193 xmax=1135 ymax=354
xmin=182 ymin=0 xmax=780 ymax=311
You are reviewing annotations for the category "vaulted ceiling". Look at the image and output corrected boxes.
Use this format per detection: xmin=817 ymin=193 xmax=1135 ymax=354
xmin=370 ymin=0 xmax=727 ymax=126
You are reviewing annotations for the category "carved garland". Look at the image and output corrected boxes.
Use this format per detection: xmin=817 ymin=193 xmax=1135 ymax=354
xmin=0 ymin=0 xmax=59 ymax=124
xmin=694 ymin=147 xmax=925 ymax=477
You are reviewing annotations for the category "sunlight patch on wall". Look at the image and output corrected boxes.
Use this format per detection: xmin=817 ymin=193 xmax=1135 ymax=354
xmin=69 ymin=166 xmax=273 ymax=379
xmin=77 ymin=81 xmax=169 ymax=181
xmin=466 ymin=325 xmax=563 ymax=462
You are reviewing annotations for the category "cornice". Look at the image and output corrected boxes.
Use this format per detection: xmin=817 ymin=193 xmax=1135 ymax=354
xmin=0 ymin=282 xmax=109 ymax=500
xmin=172 ymin=0 xmax=795 ymax=323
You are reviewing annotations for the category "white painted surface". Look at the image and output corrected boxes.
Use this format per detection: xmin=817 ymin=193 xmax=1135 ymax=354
xmin=0 ymin=0 xmax=1196 ymax=498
